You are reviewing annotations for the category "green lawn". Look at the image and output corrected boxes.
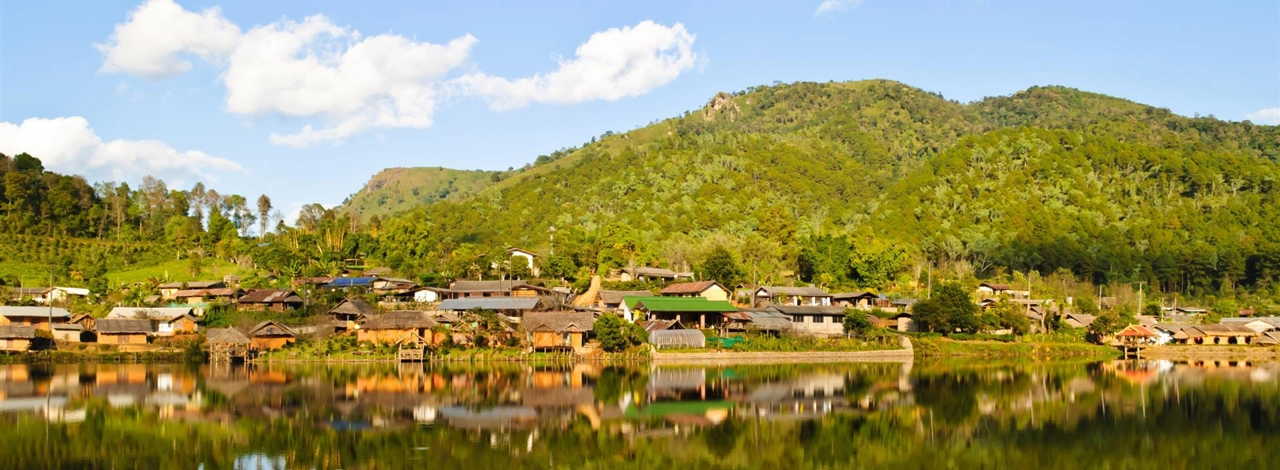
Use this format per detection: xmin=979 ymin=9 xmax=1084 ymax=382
xmin=105 ymin=258 xmax=245 ymax=285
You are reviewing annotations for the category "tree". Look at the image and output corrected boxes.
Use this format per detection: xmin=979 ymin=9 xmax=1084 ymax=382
xmin=912 ymin=283 xmax=980 ymax=334
xmin=595 ymin=313 xmax=644 ymax=352
xmin=257 ymin=194 xmax=272 ymax=238
xmin=701 ymin=246 xmax=743 ymax=286
xmin=1088 ymin=312 xmax=1123 ymax=340
xmin=991 ymin=299 xmax=1031 ymax=335
xmin=843 ymin=309 xmax=873 ymax=336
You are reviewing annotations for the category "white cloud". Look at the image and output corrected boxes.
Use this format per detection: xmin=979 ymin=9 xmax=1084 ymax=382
xmin=455 ymin=21 xmax=697 ymax=110
xmin=815 ymin=0 xmax=863 ymax=16
xmin=0 ymin=117 xmax=243 ymax=183
xmin=1246 ymin=107 xmax=1280 ymax=125
xmin=222 ymin=15 xmax=477 ymax=147
xmin=96 ymin=0 xmax=241 ymax=78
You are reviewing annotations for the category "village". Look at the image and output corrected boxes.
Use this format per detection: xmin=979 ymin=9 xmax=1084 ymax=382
xmin=0 ymin=247 xmax=1267 ymax=362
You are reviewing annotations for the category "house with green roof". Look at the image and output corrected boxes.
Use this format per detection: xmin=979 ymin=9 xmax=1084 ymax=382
xmin=624 ymin=296 xmax=737 ymax=329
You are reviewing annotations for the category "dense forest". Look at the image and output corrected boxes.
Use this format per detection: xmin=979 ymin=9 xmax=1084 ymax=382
xmin=3 ymin=80 xmax=1280 ymax=312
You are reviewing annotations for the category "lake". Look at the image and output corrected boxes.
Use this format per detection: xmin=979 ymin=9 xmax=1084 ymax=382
xmin=0 ymin=358 xmax=1276 ymax=469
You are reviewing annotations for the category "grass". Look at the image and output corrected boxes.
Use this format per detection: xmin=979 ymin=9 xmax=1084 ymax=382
xmin=658 ymin=332 xmax=903 ymax=354
xmin=105 ymin=258 xmax=244 ymax=285
xmin=910 ymin=333 xmax=1120 ymax=359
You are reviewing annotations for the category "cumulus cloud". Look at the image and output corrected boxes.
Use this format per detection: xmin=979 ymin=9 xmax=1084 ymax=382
xmin=221 ymin=15 xmax=477 ymax=147
xmin=98 ymin=2 xmax=700 ymax=146
xmin=1246 ymin=107 xmax=1280 ymax=125
xmin=0 ymin=117 xmax=243 ymax=183
xmin=96 ymin=0 xmax=240 ymax=78
xmin=815 ymin=0 xmax=863 ymax=16
xmin=455 ymin=21 xmax=697 ymax=110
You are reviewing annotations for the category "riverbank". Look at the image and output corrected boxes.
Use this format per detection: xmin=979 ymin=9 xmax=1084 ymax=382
xmin=911 ymin=336 xmax=1121 ymax=359
xmin=0 ymin=350 xmax=194 ymax=364
xmin=1138 ymin=345 xmax=1280 ymax=360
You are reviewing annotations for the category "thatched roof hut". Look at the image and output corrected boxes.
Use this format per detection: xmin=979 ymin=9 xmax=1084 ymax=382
xmin=206 ymin=328 xmax=250 ymax=345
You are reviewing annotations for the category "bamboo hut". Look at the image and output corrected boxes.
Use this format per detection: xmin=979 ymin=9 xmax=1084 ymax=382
xmin=0 ymin=325 xmax=36 ymax=352
xmin=330 ymin=298 xmax=377 ymax=332
xmin=248 ymin=321 xmax=297 ymax=351
xmin=523 ymin=312 xmax=595 ymax=351
xmin=358 ymin=311 xmax=441 ymax=346
xmin=95 ymin=319 xmax=152 ymax=345
xmin=206 ymin=328 xmax=251 ymax=361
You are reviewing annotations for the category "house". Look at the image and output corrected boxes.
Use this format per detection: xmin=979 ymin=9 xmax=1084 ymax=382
xmin=248 ymin=321 xmax=297 ymax=351
xmin=0 ymin=306 xmax=72 ymax=330
xmin=660 ymin=281 xmax=730 ymax=302
xmin=95 ymin=319 xmax=152 ymax=345
xmin=1175 ymin=307 xmax=1210 ymax=315
xmin=1253 ymin=331 xmax=1280 ymax=346
xmin=69 ymin=313 xmax=95 ymax=331
xmin=975 ymin=283 xmax=1012 ymax=298
xmin=51 ymin=323 xmax=86 ymax=343
xmin=106 ymin=308 xmax=198 ymax=336
xmin=171 ymin=287 xmax=243 ymax=305
xmin=1179 ymin=324 xmax=1258 ymax=345
xmin=1062 ymin=313 xmax=1098 ymax=329
xmin=158 ymin=281 xmax=226 ymax=300
xmin=237 ymin=289 xmax=304 ymax=312
xmin=507 ymin=248 xmax=541 ymax=277
xmin=887 ymin=311 xmax=916 ymax=332
xmin=411 ymin=287 xmax=449 ymax=303
xmin=357 ymin=311 xmax=442 ymax=346
xmin=370 ymin=277 xmax=418 ymax=295
xmin=0 ymin=326 xmax=35 ymax=352
xmin=6 ymin=286 xmax=89 ymax=305
xmin=832 ymin=292 xmax=880 ymax=309
xmin=523 ymin=312 xmax=595 ymax=351
xmin=330 ymin=298 xmax=378 ymax=332
xmin=771 ymin=305 xmax=849 ymax=336
xmin=445 ymin=280 xmax=555 ymax=299
xmin=600 ymin=290 xmax=652 ymax=317
xmin=629 ymin=297 xmax=737 ymax=329
xmin=437 ymin=297 xmax=543 ymax=318
xmin=205 ymin=328 xmax=251 ymax=359
xmin=1221 ymin=317 xmax=1280 ymax=333
xmin=618 ymin=267 xmax=678 ymax=282
xmin=724 ymin=309 xmax=793 ymax=334
xmin=1116 ymin=325 xmax=1160 ymax=345
xmin=752 ymin=286 xmax=832 ymax=308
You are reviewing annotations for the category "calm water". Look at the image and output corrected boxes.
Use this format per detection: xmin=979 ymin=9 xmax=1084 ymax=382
xmin=0 ymin=358 xmax=1277 ymax=469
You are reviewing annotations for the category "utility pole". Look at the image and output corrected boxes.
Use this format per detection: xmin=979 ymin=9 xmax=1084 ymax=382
xmin=927 ymin=264 xmax=932 ymax=299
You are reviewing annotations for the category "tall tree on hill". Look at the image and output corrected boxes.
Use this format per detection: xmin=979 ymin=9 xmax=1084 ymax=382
xmin=702 ymin=246 xmax=743 ymax=287
xmin=257 ymin=195 xmax=272 ymax=238
xmin=190 ymin=182 xmax=206 ymax=222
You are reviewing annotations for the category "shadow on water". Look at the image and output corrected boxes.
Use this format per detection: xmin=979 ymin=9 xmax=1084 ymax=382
xmin=0 ymin=358 xmax=1279 ymax=468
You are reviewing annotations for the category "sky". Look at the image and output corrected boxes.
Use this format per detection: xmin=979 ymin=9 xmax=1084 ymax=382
xmin=2 ymin=0 xmax=1278 ymax=226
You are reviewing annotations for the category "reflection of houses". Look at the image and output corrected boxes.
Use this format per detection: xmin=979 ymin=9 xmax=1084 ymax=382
xmin=752 ymin=286 xmax=832 ymax=308
xmin=743 ymin=373 xmax=851 ymax=419
xmin=0 ymin=306 xmax=72 ymax=330
xmin=106 ymin=307 xmax=198 ymax=336
xmin=523 ymin=312 xmax=595 ymax=351
xmin=438 ymin=406 xmax=538 ymax=430
xmin=660 ymin=281 xmax=731 ymax=302
xmin=0 ymin=326 xmax=35 ymax=352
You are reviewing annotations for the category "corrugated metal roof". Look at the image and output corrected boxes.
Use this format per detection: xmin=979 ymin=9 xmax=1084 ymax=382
xmin=770 ymin=305 xmax=846 ymax=315
xmin=523 ymin=312 xmax=595 ymax=332
xmin=239 ymin=289 xmax=303 ymax=304
xmin=96 ymin=319 xmax=153 ymax=334
xmin=0 ymin=306 xmax=72 ymax=319
xmin=0 ymin=325 xmax=35 ymax=339
xmin=660 ymin=281 xmax=722 ymax=295
xmin=325 ymin=277 xmax=377 ymax=288
xmin=438 ymin=298 xmax=540 ymax=311
xmin=756 ymin=286 xmax=830 ymax=297
xmin=634 ymin=297 xmax=736 ymax=313
xmin=158 ymin=281 xmax=225 ymax=289
xmin=600 ymin=290 xmax=653 ymax=305
xmin=106 ymin=307 xmax=194 ymax=321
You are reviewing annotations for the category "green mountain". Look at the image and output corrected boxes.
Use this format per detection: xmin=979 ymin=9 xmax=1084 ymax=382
xmin=371 ymin=80 xmax=1280 ymax=296
xmin=339 ymin=167 xmax=499 ymax=219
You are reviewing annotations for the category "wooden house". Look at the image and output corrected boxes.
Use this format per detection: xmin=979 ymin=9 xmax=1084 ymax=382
xmin=629 ymin=297 xmax=737 ymax=329
xmin=599 ymin=290 xmax=652 ymax=316
xmin=69 ymin=313 xmax=95 ymax=331
xmin=523 ymin=312 xmax=595 ymax=351
xmin=248 ymin=321 xmax=297 ymax=351
xmin=753 ymin=286 xmax=832 ymax=308
xmin=1062 ymin=313 xmax=1098 ymax=329
xmin=171 ymin=287 xmax=243 ymax=305
xmin=106 ymin=307 xmax=198 ymax=336
xmin=619 ymin=266 xmax=682 ymax=282
xmin=0 ymin=306 xmax=72 ymax=331
xmin=158 ymin=281 xmax=226 ymax=300
xmin=206 ymin=328 xmax=250 ymax=361
xmin=357 ymin=311 xmax=442 ymax=346
xmin=51 ymin=323 xmax=86 ymax=343
xmin=445 ymin=280 xmax=554 ymax=299
xmin=0 ymin=325 xmax=35 ymax=352
xmin=329 ymin=298 xmax=377 ymax=332
xmin=237 ymin=289 xmax=304 ymax=312
xmin=437 ymin=297 xmax=542 ymax=318
xmin=832 ymin=292 xmax=879 ymax=309
xmin=96 ymin=319 xmax=152 ymax=345
xmin=660 ymin=281 xmax=731 ymax=302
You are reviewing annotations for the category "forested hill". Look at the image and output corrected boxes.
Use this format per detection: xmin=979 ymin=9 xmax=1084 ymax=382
xmin=340 ymin=167 xmax=499 ymax=220
xmin=372 ymin=80 xmax=1280 ymax=296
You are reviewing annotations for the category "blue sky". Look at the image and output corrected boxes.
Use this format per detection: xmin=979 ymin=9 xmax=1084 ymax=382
xmin=2 ymin=0 xmax=1278 ymax=225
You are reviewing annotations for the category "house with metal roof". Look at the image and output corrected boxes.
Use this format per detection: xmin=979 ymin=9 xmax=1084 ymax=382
xmin=0 ymin=306 xmax=72 ymax=331
xmin=0 ymin=325 xmax=36 ymax=352
xmin=753 ymin=286 xmax=832 ymax=308
xmin=831 ymin=292 xmax=879 ymax=308
xmin=445 ymin=280 xmax=555 ymax=299
xmin=437 ymin=298 xmax=542 ymax=317
xmin=238 ymin=289 xmax=304 ymax=312
xmin=523 ymin=312 xmax=595 ymax=351
xmin=659 ymin=281 xmax=730 ymax=302
xmin=771 ymin=305 xmax=849 ymax=336
xmin=619 ymin=266 xmax=684 ymax=282
xmin=329 ymin=298 xmax=378 ymax=332
xmin=628 ymin=296 xmax=736 ymax=329
xmin=106 ymin=307 xmax=198 ymax=336
xmin=95 ymin=319 xmax=153 ymax=345
xmin=157 ymin=281 xmax=226 ymax=300
xmin=725 ymin=309 xmax=793 ymax=334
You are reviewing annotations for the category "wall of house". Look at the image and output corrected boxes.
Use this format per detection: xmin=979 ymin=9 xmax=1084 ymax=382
xmin=415 ymin=291 xmax=440 ymax=303
xmin=531 ymin=331 xmax=568 ymax=349
xmin=0 ymin=339 xmax=31 ymax=352
xmin=100 ymin=333 xmax=148 ymax=345
xmin=701 ymin=286 xmax=729 ymax=302
xmin=789 ymin=316 xmax=845 ymax=336
xmin=53 ymin=330 xmax=81 ymax=342
xmin=358 ymin=328 xmax=420 ymax=345
xmin=0 ymin=317 xmax=56 ymax=330
xmin=251 ymin=337 xmax=294 ymax=351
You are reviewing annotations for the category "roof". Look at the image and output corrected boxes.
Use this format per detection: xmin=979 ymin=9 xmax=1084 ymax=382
xmin=1193 ymin=324 xmax=1258 ymax=336
xmin=158 ymin=281 xmax=224 ymax=289
xmin=523 ymin=312 xmax=595 ymax=333
xmin=206 ymin=328 xmax=250 ymax=344
xmin=438 ymin=298 xmax=540 ymax=311
xmin=643 ymin=319 xmax=681 ymax=332
xmin=600 ymin=290 xmax=652 ymax=305
xmin=1064 ymin=313 xmax=1097 ymax=326
xmin=248 ymin=321 xmax=296 ymax=338
xmin=633 ymin=297 xmax=737 ymax=313
xmin=0 ymin=306 xmax=72 ymax=319
xmin=51 ymin=323 xmax=82 ymax=332
xmin=329 ymin=298 xmax=377 ymax=316
xmin=660 ymin=281 xmax=723 ymax=295
xmin=756 ymin=286 xmax=830 ymax=297
xmin=979 ymin=283 xmax=1012 ymax=290
xmin=648 ymin=329 xmax=705 ymax=348
xmin=739 ymin=310 xmax=793 ymax=331
xmin=0 ymin=325 xmax=35 ymax=340
xmin=832 ymin=291 xmax=878 ymax=301
xmin=96 ymin=319 xmax=153 ymax=334
xmin=1116 ymin=325 xmax=1159 ymax=337
xmin=429 ymin=311 xmax=462 ymax=323
xmin=627 ymin=267 xmax=678 ymax=278
xmin=106 ymin=307 xmax=195 ymax=321
xmin=892 ymin=298 xmax=919 ymax=306
xmin=8 ymin=287 xmax=53 ymax=296
xmin=55 ymin=287 xmax=90 ymax=296
xmin=507 ymin=247 xmax=540 ymax=256
xmin=449 ymin=280 xmax=548 ymax=293
xmin=238 ymin=289 xmax=303 ymax=304
xmin=362 ymin=311 xmax=439 ymax=330
xmin=172 ymin=288 xmax=241 ymax=298
xmin=771 ymin=305 xmax=847 ymax=316
xmin=325 ymin=277 xmax=377 ymax=288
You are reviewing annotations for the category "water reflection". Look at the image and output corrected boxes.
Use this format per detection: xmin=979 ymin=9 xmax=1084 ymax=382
xmin=0 ymin=359 xmax=1278 ymax=468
